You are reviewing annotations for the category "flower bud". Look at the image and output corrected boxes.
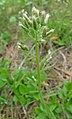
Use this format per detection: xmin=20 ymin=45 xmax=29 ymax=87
xmin=39 ymin=38 xmax=45 ymax=43
xmin=41 ymin=11 xmax=46 ymax=16
xmin=23 ymin=13 xmax=32 ymax=26
xmin=18 ymin=21 xmax=28 ymax=31
xmin=44 ymin=13 xmax=50 ymax=24
xmin=18 ymin=21 xmax=23 ymax=27
xmin=32 ymin=6 xmax=39 ymax=17
xmin=21 ymin=9 xmax=24 ymax=13
xmin=46 ymin=29 xmax=55 ymax=36
xmin=17 ymin=43 xmax=29 ymax=51
xmin=41 ymin=11 xmax=46 ymax=25
xmin=18 ymin=42 xmax=21 ymax=49
xmin=48 ymin=49 xmax=52 ymax=59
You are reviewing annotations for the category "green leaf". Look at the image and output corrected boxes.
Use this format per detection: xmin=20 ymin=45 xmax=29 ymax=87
xmin=0 ymin=80 xmax=6 ymax=88
xmin=65 ymin=103 xmax=72 ymax=113
xmin=35 ymin=106 xmax=42 ymax=114
xmin=0 ymin=68 xmax=9 ymax=79
xmin=33 ymin=93 xmax=40 ymax=100
xmin=58 ymin=87 xmax=64 ymax=100
xmin=35 ymin=113 xmax=46 ymax=119
xmin=19 ymin=82 xmax=37 ymax=95
xmin=2 ymin=31 xmax=9 ymax=41
xmin=49 ymin=104 xmax=57 ymax=111
xmin=0 ymin=94 xmax=7 ymax=103
xmin=55 ymin=107 xmax=62 ymax=114
xmin=14 ymin=69 xmax=27 ymax=81
xmin=26 ymin=98 xmax=34 ymax=106
xmin=66 ymin=81 xmax=72 ymax=91
xmin=40 ymin=72 xmax=46 ymax=82
xmin=63 ymin=86 xmax=67 ymax=97
xmin=27 ymin=85 xmax=37 ymax=94
xmin=13 ymin=96 xmax=18 ymax=102
xmin=19 ymin=84 xmax=27 ymax=95
xmin=47 ymin=107 xmax=56 ymax=119
xmin=0 ymin=97 xmax=7 ymax=103
xmin=19 ymin=96 xmax=25 ymax=104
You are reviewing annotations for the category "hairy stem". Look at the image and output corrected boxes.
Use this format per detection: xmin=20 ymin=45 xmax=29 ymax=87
xmin=35 ymin=32 xmax=56 ymax=119
xmin=35 ymin=33 xmax=41 ymax=95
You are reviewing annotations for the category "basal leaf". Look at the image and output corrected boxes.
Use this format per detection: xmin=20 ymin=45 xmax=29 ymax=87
xmin=0 ymin=80 xmax=6 ymax=88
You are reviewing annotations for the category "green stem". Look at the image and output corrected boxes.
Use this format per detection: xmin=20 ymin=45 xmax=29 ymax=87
xmin=35 ymin=32 xmax=56 ymax=119
xmin=35 ymin=32 xmax=45 ymax=107
xmin=35 ymin=33 xmax=41 ymax=95
xmin=35 ymin=32 xmax=48 ymax=115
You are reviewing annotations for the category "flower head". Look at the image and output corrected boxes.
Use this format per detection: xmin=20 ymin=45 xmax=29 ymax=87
xmin=44 ymin=13 xmax=50 ymax=24
xmin=18 ymin=7 xmax=54 ymax=37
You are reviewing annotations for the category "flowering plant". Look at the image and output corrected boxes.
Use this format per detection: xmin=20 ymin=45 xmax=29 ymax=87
xmin=19 ymin=7 xmax=54 ymax=40
xmin=18 ymin=7 xmax=56 ymax=119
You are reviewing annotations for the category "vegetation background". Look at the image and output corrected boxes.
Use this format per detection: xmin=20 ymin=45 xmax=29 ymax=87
xmin=0 ymin=0 xmax=72 ymax=119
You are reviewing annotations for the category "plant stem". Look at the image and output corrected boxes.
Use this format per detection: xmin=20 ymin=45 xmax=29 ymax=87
xmin=35 ymin=32 xmax=45 ymax=106
xmin=35 ymin=32 xmax=41 ymax=95
xmin=35 ymin=32 xmax=56 ymax=119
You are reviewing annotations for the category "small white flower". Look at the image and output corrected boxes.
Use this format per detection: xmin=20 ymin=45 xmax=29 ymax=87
xmin=23 ymin=13 xmax=31 ymax=23
xmin=17 ymin=42 xmax=21 ymax=45
xmin=40 ymin=38 xmax=45 ymax=42
xmin=19 ymin=11 xmax=21 ymax=14
xmin=17 ymin=42 xmax=21 ymax=49
xmin=18 ymin=22 xmax=23 ymax=27
xmin=23 ymin=11 xmax=27 ymax=17
xmin=41 ymin=10 xmax=45 ymax=16
xmin=23 ymin=17 xmax=25 ymax=20
xmin=24 ymin=11 xmax=27 ymax=15
xmin=44 ymin=13 xmax=50 ymax=24
xmin=23 ymin=13 xmax=28 ymax=18
xmin=32 ymin=76 xmax=36 ymax=81
xmin=18 ymin=45 xmax=21 ymax=48
xmin=50 ymin=29 xmax=55 ymax=32
xmin=32 ymin=6 xmax=39 ymax=16
xmin=48 ymin=49 xmax=52 ymax=59
xmin=46 ymin=29 xmax=55 ymax=35
xmin=41 ymin=11 xmax=46 ymax=22
xmin=57 ymin=0 xmax=60 ymax=2
xmin=21 ymin=9 xmax=24 ymax=13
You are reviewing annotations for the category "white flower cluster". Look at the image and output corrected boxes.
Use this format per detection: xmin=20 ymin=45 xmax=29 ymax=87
xmin=18 ymin=7 xmax=50 ymax=30
xmin=18 ymin=7 xmax=55 ymax=40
